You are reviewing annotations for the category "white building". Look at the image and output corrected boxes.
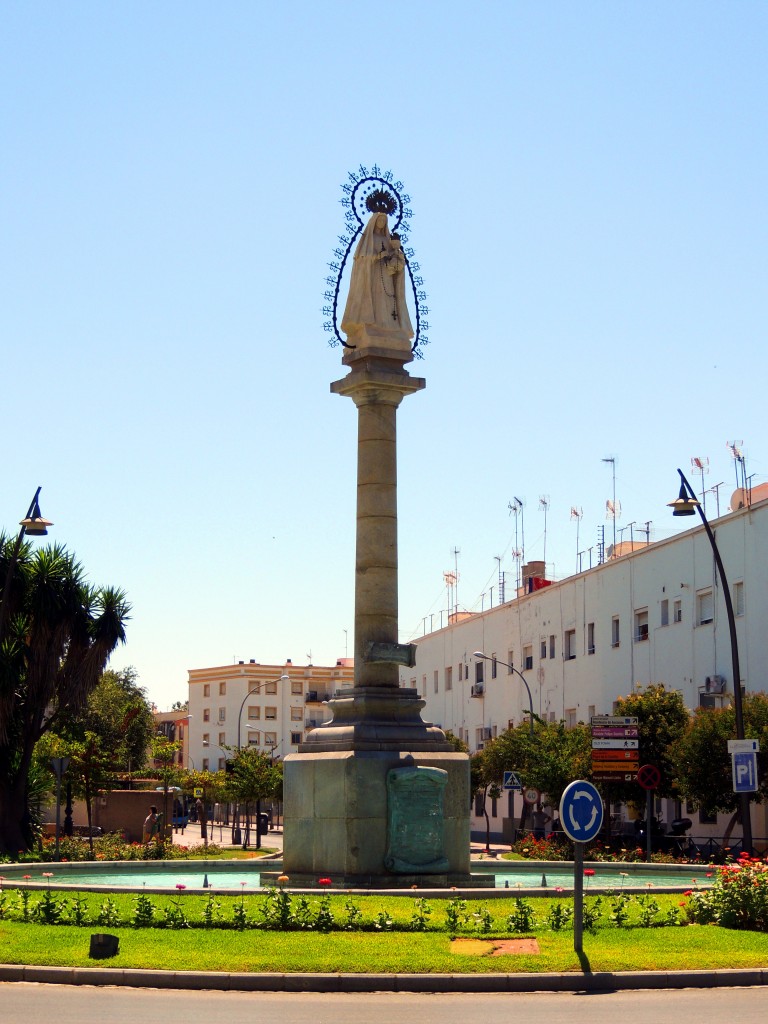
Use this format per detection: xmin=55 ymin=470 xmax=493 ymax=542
xmin=187 ymin=658 xmax=354 ymax=771
xmin=400 ymin=496 xmax=768 ymax=843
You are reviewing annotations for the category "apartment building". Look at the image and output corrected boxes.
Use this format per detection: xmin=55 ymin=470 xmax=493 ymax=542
xmin=187 ymin=657 xmax=354 ymax=770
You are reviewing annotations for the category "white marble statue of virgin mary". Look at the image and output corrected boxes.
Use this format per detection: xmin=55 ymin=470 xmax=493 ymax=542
xmin=341 ymin=212 xmax=414 ymax=354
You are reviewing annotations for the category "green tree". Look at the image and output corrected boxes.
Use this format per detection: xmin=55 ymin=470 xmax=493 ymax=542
xmin=225 ymin=747 xmax=281 ymax=848
xmin=671 ymin=692 xmax=768 ymax=824
xmin=0 ymin=539 xmax=128 ymax=854
xmin=482 ymin=720 xmax=592 ymax=808
xmin=151 ymin=735 xmax=182 ymax=840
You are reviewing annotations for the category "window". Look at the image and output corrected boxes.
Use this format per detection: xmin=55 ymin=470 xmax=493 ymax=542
xmin=202 ymin=732 xmax=209 ymax=744
xmin=264 ymin=731 xmax=277 ymax=746
xmin=433 ymin=669 xmax=439 ymax=693
xmin=507 ymin=650 xmax=514 ymax=672
xmin=248 ymin=731 xmax=260 ymax=746
xmin=203 ymin=684 xmax=210 ymax=698
xmin=218 ymin=757 xmax=226 ymax=771
xmin=634 ymin=608 xmax=649 ymax=641
xmin=291 ymin=706 xmax=303 ymax=721
xmin=673 ymin=599 xmax=682 ymax=623
xmin=291 ymin=731 xmax=302 ymax=745
xmin=291 ymin=680 xmax=303 ymax=694
xmin=203 ymin=709 xmax=210 ymax=722
xmin=218 ymin=731 xmax=226 ymax=745
xmin=611 ymin=617 xmax=620 ymax=648
xmin=566 ymin=708 xmax=577 ymax=728
xmin=698 ymin=807 xmax=717 ymax=825
xmin=475 ymin=661 xmax=484 ymax=684
xmin=445 ymin=666 xmax=452 ymax=691
xmin=549 ymin=635 xmax=556 ymax=659
xmin=218 ymin=707 xmax=226 ymax=722
xmin=202 ymin=758 xmax=209 ymax=771
xmin=523 ymin=645 xmax=533 ymax=671
xmin=264 ymin=681 xmax=278 ymax=694
xmin=734 ymin=581 xmax=745 ymax=616
xmin=491 ymin=655 xmax=498 ymax=679
xmin=248 ymin=706 xmax=260 ymax=720
xmin=564 ymin=629 xmax=576 ymax=660
xmin=697 ymin=590 xmax=713 ymax=625
xmin=265 ymin=706 xmax=277 ymax=720
xmin=587 ymin=622 xmax=595 ymax=655
xmin=660 ymin=599 xmax=669 ymax=627
xmin=219 ymin=682 xmax=226 ymax=696
xmin=540 ymin=639 xmax=547 ymax=660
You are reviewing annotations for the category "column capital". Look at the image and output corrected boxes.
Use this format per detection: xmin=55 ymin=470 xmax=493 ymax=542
xmin=331 ymin=356 xmax=425 ymax=408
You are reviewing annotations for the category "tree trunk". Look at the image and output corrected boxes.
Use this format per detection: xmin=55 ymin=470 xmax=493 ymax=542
xmin=0 ymin=773 xmax=33 ymax=856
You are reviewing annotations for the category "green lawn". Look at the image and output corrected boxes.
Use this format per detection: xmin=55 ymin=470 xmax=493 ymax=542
xmin=0 ymin=890 xmax=766 ymax=974
xmin=1 ymin=919 xmax=767 ymax=974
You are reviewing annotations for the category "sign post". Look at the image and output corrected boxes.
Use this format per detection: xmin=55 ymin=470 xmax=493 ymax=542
xmin=559 ymin=780 xmax=604 ymax=953
xmin=636 ymin=764 xmax=661 ymax=862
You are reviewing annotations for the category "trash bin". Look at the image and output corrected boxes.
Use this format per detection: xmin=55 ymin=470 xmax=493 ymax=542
xmin=258 ymin=812 xmax=270 ymax=836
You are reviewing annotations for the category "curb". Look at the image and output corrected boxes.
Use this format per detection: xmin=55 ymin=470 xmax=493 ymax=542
xmin=0 ymin=964 xmax=765 ymax=992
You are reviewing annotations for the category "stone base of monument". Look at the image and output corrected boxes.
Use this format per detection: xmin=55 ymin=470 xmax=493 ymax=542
xmin=259 ymin=870 xmax=494 ymax=889
xmin=282 ymin=749 xmax=481 ymax=888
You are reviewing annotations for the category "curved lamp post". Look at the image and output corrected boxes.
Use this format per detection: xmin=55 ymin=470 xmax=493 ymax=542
xmin=473 ymin=651 xmax=535 ymax=736
xmin=0 ymin=487 xmax=53 ymax=642
xmin=232 ymin=672 xmax=290 ymax=845
xmin=669 ymin=467 xmax=753 ymax=855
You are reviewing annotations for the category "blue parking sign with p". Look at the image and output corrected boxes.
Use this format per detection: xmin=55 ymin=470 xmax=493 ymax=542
xmin=732 ymin=751 xmax=758 ymax=793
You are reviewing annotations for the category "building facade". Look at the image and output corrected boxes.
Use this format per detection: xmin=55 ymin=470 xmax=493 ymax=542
xmin=187 ymin=658 xmax=354 ymax=771
xmin=400 ymin=497 xmax=768 ymax=841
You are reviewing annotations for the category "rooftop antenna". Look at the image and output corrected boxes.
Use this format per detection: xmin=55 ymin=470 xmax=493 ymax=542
xmin=508 ymin=497 xmax=525 ymax=589
xmin=495 ymin=554 xmax=505 ymax=604
xmin=605 ymin=499 xmax=621 ymax=556
xmin=705 ymin=482 xmax=725 ymax=518
xmin=539 ymin=496 xmax=550 ymax=569
xmin=691 ymin=456 xmax=710 ymax=512
xmin=570 ymin=506 xmax=583 ymax=572
xmin=343 ymin=629 xmax=348 ymax=659
xmin=452 ymin=546 xmax=460 ymax=615
xmin=727 ymin=441 xmax=748 ymax=504
xmin=602 ymin=456 xmax=618 ymax=554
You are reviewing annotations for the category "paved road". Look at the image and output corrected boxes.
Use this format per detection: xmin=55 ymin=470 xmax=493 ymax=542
xmin=1 ymin=984 xmax=766 ymax=1023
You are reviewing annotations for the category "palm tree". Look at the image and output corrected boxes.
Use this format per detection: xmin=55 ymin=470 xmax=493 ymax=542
xmin=0 ymin=538 xmax=129 ymax=854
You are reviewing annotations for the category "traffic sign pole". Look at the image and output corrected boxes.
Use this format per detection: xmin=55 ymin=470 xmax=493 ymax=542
xmin=559 ymin=780 xmax=604 ymax=955
xmin=574 ymin=842 xmax=584 ymax=954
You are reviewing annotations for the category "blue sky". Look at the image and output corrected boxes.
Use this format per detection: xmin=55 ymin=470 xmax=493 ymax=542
xmin=2 ymin=2 xmax=766 ymax=709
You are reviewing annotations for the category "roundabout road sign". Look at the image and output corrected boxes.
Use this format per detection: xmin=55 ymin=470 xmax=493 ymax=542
xmin=559 ymin=780 xmax=604 ymax=843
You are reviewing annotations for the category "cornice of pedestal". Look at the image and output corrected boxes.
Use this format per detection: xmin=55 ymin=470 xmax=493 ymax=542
xmin=331 ymin=353 xmax=425 ymax=407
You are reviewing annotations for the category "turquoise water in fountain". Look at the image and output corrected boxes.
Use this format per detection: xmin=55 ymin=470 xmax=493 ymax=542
xmin=2 ymin=863 xmax=715 ymax=891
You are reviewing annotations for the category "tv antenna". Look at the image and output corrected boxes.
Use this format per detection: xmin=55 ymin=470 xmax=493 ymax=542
xmin=602 ymin=456 xmax=618 ymax=554
xmin=570 ymin=506 xmax=583 ymax=571
xmin=508 ymin=497 xmax=525 ymax=590
xmin=539 ymin=496 xmax=550 ymax=568
xmin=727 ymin=441 xmax=749 ymax=504
xmin=691 ymin=456 xmax=710 ymax=511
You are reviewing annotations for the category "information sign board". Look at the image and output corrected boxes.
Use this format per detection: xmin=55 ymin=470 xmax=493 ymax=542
xmin=590 ymin=715 xmax=638 ymax=727
xmin=592 ymin=738 xmax=639 ymax=750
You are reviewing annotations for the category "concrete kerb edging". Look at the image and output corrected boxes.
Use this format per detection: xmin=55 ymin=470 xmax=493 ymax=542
xmin=0 ymin=964 xmax=765 ymax=992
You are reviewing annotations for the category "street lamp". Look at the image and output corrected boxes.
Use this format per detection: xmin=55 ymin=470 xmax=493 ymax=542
xmin=473 ymin=651 xmax=535 ymax=735
xmin=669 ymin=467 xmax=753 ymax=854
xmin=0 ymin=487 xmax=53 ymax=642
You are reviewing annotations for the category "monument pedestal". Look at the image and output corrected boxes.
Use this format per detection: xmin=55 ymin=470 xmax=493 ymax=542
xmin=282 ymin=747 xmax=482 ymax=887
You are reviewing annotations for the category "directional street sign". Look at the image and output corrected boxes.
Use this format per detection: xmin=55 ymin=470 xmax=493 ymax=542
xmin=728 ymin=739 xmax=760 ymax=753
xmin=503 ymin=771 xmax=522 ymax=791
xmin=591 ymin=726 xmax=639 ymax=738
xmin=591 ymin=749 xmax=639 ymax=761
xmin=559 ymin=780 xmax=604 ymax=843
xmin=592 ymin=771 xmax=636 ymax=783
xmin=591 ymin=715 xmax=638 ymax=727
xmin=732 ymin=751 xmax=758 ymax=793
xmin=592 ymin=738 xmax=639 ymax=749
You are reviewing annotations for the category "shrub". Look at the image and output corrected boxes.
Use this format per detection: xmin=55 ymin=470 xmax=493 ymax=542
xmin=685 ymin=854 xmax=768 ymax=931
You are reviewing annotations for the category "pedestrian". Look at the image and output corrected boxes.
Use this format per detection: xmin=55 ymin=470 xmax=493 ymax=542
xmin=196 ymin=797 xmax=207 ymax=841
xmin=532 ymin=806 xmax=551 ymax=840
xmin=142 ymin=805 xmax=159 ymax=843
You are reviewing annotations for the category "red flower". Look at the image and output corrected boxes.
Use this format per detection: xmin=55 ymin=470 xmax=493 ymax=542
xmin=584 ymin=869 xmax=595 ymax=876
xmin=318 ymin=877 xmax=332 ymax=886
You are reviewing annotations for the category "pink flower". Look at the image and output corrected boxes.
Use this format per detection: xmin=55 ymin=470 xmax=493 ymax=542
xmin=42 ymin=872 xmax=53 ymax=878
xmin=23 ymin=875 xmax=31 ymax=880
xmin=175 ymin=883 xmax=186 ymax=890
